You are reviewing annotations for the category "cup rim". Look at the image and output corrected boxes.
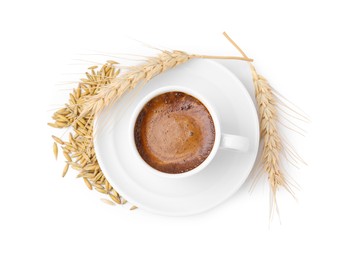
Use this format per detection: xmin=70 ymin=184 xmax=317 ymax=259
xmin=128 ymin=86 xmax=221 ymax=179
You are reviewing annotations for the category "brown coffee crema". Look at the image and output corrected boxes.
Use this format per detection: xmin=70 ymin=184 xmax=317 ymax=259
xmin=134 ymin=91 xmax=215 ymax=174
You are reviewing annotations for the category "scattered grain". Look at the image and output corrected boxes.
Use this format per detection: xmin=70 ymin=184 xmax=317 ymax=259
xmin=53 ymin=142 xmax=58 ymax=160
xmin=100 ymin=198 xmax=115 ymax=206
xmin=62 ymin=164 xmax=69 ymax=177
xmin=83 ymin=178 xmax=92 ymax=190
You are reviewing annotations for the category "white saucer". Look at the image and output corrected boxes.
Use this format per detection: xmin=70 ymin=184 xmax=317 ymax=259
xmin=94 ymin=59 xmax=259 ymax=216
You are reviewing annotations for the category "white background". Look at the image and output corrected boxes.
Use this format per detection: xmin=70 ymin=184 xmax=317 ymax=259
xmin=0 ymin=0 xmax=356 ymax=259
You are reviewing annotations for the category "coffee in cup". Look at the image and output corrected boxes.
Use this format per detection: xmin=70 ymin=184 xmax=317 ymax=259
xmin=134 ymin=91 xmax=215 ymax=174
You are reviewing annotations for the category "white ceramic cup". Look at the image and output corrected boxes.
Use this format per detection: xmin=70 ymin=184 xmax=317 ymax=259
xmin=129 ymin=86 xmax=249 ymax=178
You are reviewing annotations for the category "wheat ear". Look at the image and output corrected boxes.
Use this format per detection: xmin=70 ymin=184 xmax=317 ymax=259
xmin=250 ymin=65 xmax=291 ymax=194
xmin=82 ymin=50 xmax=252 ymax=117
xmin=222 ymin=32 xmax=303 ymax=217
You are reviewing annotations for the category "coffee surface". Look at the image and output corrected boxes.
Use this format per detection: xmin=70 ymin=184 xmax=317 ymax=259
xmin=134 ymin=91 xmax=215 ymax=173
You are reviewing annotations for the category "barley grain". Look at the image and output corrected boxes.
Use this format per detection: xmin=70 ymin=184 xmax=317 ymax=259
xmin=100 ymin=198 xmax=115 ymax=206
xmin=95 ymin=187 xmax=107 ymax=194
xmin=53 ymin=142 xmax=58 ymax=160
xmin=109 ymin=193 xmax=121 ymax=204
xmin=63 ymin=152 xmax=72 ymax=162
xmin=83 ymin=178 xmax=92 ymax=190
xmin=62 ymin=164 xmax=69 ymax=177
